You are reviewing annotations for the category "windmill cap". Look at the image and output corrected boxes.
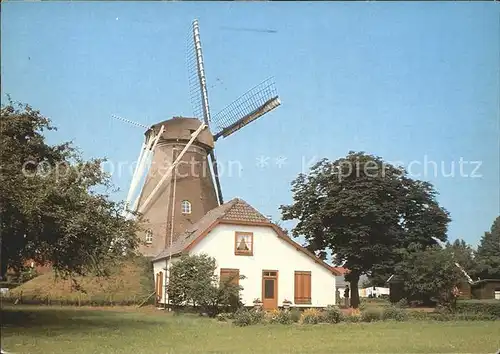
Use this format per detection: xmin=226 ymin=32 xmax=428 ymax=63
xmin=147 ymin=117 xmax=214 ymax=149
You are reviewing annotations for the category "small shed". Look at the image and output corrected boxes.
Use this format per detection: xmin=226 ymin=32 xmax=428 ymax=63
xmin=466 ymin=279 xmax=500 ymax=300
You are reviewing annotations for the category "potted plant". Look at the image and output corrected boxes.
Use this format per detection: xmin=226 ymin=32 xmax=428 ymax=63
xmin=282 ymin=299 xmax=292 ymax=310
xmin=253 ymin=298 xmax=263 ymax=310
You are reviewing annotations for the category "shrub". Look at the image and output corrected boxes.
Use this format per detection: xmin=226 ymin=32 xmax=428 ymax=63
xmin=232 ymin=308 xmax=263 ymax=326
xmin=216 ymin=312 xmax=233 ymax=322
xmin=455 ymin=300 xmax=500 ymax=319
xmin=382 ymin=306 xmax=408 ymax=321
xmin=290 ymin=308 xmax=301 ymax=323
xmin=408 ymin=310 xmax=431 ymax=321
xmin=167 ymin=254 xmax=244 ymax=317
xmin=321 ymin=305 xmax=343 ymax=324
xmin=361 ymin=308 xmax=382 ymax=322
xmin=344 ymin=309 xmax=361 ymax=323
xmin=250 ymin=309 xmax=265 ymax=324
xmin=267 ymin=309 xmax=293 ymax=325
xmin=233 ymin=309 xmax=253 ymax=327
xmin=300 ymin=308 xmax=322 ymax=324
xmin=451 ymin=312 xmax=496 ymax=321
xmin=395 ymin=298 xmax=409 ymax=308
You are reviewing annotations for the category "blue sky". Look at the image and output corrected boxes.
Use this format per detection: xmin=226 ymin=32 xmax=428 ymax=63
xmin=2 ymin=2 xmax=499 ymax=247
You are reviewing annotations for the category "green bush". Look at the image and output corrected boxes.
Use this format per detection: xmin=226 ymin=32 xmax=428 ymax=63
xmin=322 ymin=305 xmax=343 ymax=324
xmin=250 ymin=309 xmax=265 ymax=324
xmin=382 ymin=306 xmax=408 ymax=321
xmin=300 ymin=308 xmax=322 ymax=324
xmin=216 ymin=312 xmax=233 ymax=322
xmin=361 ymin=308 xmax=382 ymax=322
xmin=455 ymin=300 xmax=500 ymax=319
xmin=407 ymin=310 xmax=431 ymax=321
xmin=267 ymin=309 xmax=293 ymax=325
xmin=290 ymin=308 xmax=301 ymax=323
xmin=344 ymin=314 xmax=361 ymax=323
xmin=451 ymin=312 xmax=496 ymax=321
xmin=168 ymin=254 xmax=245 ymax=317
xmin=407 ymin=309 xmax=497 ymax=322
xmin=233 ymin=308 xmax=265 ymax=326
xmin=395 ymin=298 xmax=409 ymax=308
xmin=233 ymin=309 xmax=253 ymax=327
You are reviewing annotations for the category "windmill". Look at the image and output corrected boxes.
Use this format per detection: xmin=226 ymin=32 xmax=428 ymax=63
xmin=114 ymin=19 xmax=281 ymax=257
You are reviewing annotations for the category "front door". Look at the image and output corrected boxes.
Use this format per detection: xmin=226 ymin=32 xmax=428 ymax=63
xmin=262 ymin=270 xmax=278 ymax=310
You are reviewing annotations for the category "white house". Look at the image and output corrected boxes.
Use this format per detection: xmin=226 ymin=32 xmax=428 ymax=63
xmin=152 ymin=198 xmax=340 ymax=310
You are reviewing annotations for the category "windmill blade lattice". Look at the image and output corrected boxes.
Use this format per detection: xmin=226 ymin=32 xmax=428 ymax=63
xmin=187 ymin=22 xmax=207 ymax=122
xmin=212 ymin=77 xmax=280 ymax=140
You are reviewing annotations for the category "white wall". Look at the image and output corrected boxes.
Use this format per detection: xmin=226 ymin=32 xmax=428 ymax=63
xmin=189 ymin=224 xmax=336 ymax=307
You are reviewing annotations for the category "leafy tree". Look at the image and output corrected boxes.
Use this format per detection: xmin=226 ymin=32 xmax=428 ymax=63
xmin=447 ymin=239 xmax=476 ymax=278
xmin=475 ymin=216 xmax=500 ymax=279
xmin=167 ymin=254 xmax=244 ymax=317
xmin=394 ymin=244 xmax=463 ymax=310
xmin=280 ymin=152 xmax=450 ymax=308
xmin=0 ymin=101 xmax=139 ymax=278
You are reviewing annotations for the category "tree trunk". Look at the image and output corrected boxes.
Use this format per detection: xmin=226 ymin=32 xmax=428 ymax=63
xmin=349 ymin=276 xmax=360 ymax=309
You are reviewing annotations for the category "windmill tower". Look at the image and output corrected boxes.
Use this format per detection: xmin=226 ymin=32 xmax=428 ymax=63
xmin=118 ymin=19 xmax=281 ymax=257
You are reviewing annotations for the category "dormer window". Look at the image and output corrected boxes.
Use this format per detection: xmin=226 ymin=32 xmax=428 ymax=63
xmin=181 ymin=200 xmax=192 ymax=214
xmin=234 ymin=232 xmax=253 ymax=256
xmin=145 ymin=229 xmax=153 ymax=244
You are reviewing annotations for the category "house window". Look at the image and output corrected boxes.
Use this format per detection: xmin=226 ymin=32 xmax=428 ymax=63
xmin=234 ymin=232 xmax=253 ymax=256
xmin=181 ymin=200 xmax=192 ymax=214
xmin=220 ymin=268 xmax=240 ymax=286
xmin=145 ymin=229 xmax=153 ymax=244
xmin=294 ymin=271 xmax=311 ymax=304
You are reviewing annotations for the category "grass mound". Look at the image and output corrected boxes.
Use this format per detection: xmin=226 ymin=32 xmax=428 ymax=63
xmin=6 ymin=256 xmax=154 ymax=306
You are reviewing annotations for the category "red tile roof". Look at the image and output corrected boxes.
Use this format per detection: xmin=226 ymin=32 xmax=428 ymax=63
xmin=332 ymin=267 xmax=350 ymax=275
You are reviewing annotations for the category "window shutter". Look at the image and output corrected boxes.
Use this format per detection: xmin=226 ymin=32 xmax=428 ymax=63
xmin=157 ymin=272 xmax=163 ymax=298
xmin=294 ymin=271 xmax=311 ymax=304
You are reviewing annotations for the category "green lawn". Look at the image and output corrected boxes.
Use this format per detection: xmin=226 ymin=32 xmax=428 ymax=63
xmin=1 ymin=305 xmax=499 ymax=353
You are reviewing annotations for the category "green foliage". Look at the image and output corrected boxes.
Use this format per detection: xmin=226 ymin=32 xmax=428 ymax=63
xmin=167 ymin=254 xmax=244 ymax=317
xmin=382 ymin=306 xmax=408 ymax=321
xmin=267 ymin=309 xmax=293 ymax=325
xmin=0 ymin=101 xmax=139 ymax=278
xmin=216 ymin=312 xmax=234 ymax=322
xmin=280 ymin=152 xmax=450 ymax=307
xmin=321 ymin=305 xmax=344 ymax=323
xmin=300 ymin=308 xmax=322 ymax=324
xmin=344 ymin=309 xmax=361 ymax=323
xmin=447 ymin=239 xmax=477 ymax=277
xmin=408 ymin=310 xmax=496 ymax=322
xmin=232 ymin=308 xmax=264 ymax=327
xmin=455 ymin=300 xmax=500 ymax=319
xmin=394 ymin=244 xmax=463 ymax=309
xmin=395 ymin=298 xmax=409 ymax=308
xmin=289 ymin=308 xmax=301 ymax=323
xmin=474 ymin=216 xmax=500 ymax=279
xmin=18 ymin=267 xmax=39 ymax=283
xmin=361 ymin=308 xmax=382 ymax=322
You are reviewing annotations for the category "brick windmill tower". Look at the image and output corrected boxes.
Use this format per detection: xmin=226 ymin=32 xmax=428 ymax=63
xmin=115 ymin=20 xmax=281 ymax=257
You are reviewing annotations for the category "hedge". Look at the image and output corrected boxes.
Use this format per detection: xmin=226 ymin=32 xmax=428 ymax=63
xmin=455 ymin=300 xmax=500 ymax=319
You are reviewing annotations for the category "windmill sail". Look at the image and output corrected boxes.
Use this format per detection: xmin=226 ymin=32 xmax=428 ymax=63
xmin=187 ymin=19 xmax=282 ymax=206
xmin=212 ymin=78 xmax=280 ymax=140
xmin=187 ymin=19 xmax=223 ymax=205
